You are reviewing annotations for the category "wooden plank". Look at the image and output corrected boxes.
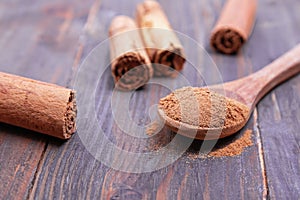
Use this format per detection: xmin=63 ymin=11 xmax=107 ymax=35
xmin=251 ymin=0 xmax=300 ymax=198
xmin=29 ymin=0 xmax=267 ymax=199
xmin=258 ymin=77 xmax=300 ymax=199
xmin=0 ymin=0 xmax=93 ymax=199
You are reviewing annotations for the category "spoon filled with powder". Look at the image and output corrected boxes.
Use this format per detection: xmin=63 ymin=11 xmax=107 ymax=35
xmin=158 ymin=44 xmax=300 ymax=140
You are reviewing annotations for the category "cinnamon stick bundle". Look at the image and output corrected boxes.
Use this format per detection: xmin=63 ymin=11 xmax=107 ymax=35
xmin=210 ymin=0 xmax=257 ymax=54
xmin=0 ymin=72 xmax=76 ymax=139
xmin=109 ymin=16 xmax=153 ymax=91
xmin=136 ymin=0 xmax=186 ymax=77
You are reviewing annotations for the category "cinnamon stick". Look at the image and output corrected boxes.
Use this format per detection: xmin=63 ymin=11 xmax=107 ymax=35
xmin=109 ymin=16 xmax=153 ymax=91
xmin=136 ymin=0 xmax=186 ymax=77
xmin=210 ymin=0 xmax=257 ymax=54
xmin=0 ymin=72 xmax=76 ymax=139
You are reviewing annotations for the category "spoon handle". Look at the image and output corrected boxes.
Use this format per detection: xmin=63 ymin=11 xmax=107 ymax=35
xmin=225 ymin=44 xmax=300 ymax=109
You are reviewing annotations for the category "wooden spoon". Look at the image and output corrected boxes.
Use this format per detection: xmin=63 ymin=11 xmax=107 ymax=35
xmin=158 ymin=44 xmax=300 ymax=140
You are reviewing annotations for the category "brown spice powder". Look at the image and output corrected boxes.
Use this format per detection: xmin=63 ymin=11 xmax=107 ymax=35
xmin=146 ymin=126 xmax=176 ymax=151
xmin=146 ymin=121 xmax=161 ymax=136
xmin=159 ymin=87 xmax=249 ymax=129
xmin=209 ymin=129 xmax=253 ymax=157
xmin=146 ymin=128 xmax=253 ymax=157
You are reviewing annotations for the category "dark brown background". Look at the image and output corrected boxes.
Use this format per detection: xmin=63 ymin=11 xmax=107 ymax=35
xmin=0 ymin=0 xmax=299 ymax=199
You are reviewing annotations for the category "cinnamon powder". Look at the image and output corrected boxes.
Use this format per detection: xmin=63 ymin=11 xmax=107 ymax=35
xmin=159 ymin=87 xmax=249 ymax=129
xmin=208 ymin=129 xmax=253 ymax=157
xmin=146 ymin=127 xmax=253 ymax=157
xmin=148 ymin=87 xmax=252 ymax=156
xmin=146 ymin=121 xmax=161 ymax=136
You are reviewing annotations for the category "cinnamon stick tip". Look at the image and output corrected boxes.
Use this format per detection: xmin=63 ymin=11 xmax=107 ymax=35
xmin=142 ymin=0 xmax=160 ymax=7
xmin=62 ymin=90 xmax=77 ymax=139
xmin=210 ymin=27 xmax=246 ymax=54
xmin=109 ymin=15 xmax=136 ymax=36
xmin=136 ymin=0 xmax=161 ymax=17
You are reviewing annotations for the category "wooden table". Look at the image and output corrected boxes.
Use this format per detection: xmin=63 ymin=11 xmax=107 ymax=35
xmin=0 ymin=0 xmax=299 ymax=199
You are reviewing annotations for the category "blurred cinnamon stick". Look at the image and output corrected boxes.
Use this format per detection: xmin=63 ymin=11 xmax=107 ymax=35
xmin=136 ymin=0 xmax=185 ymax=77
xmin=109 ymin=16 xmax=153 ymax=91
xmin=210 ymin=0 xmax=257 ymax=54
xmin=0 ymin=72 xmax=76 ymax=139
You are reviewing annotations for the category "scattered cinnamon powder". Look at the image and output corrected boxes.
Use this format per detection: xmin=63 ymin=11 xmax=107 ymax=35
xmin=158 ymin=87 xmax=249 ymax=129
xmin=209 ymin=129 xmax=253 ymax=157
xmin=146 ymin=121 xmax=161 ymax=136
xmin=146 ymin=128 xmax=253 ymax=157
xmin=187 ymin=152 xmax=205 ymax=159
xmin=146 ymin=126 xmax=176 ymax=151
xmin=145 ymin=122 xmax=253 ymax=157
xmin=145 ymin=120 xmax=177 ymax=151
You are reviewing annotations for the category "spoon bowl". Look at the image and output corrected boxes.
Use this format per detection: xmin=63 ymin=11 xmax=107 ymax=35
xmin=158 ymin=44 xmax=300 ymax=140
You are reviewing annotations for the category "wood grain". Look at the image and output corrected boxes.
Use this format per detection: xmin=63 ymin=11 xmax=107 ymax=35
xmin=251 ymin=0 xmax=300 ymax=198
xmin=0 ymin=0 xmax=299 ymax=199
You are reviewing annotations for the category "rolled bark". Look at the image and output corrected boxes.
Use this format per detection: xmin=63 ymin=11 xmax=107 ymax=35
xmin=210 ymin=0 xmax=257 ymax=54
xmin=0 ymin=72 xmax=76 ymax=139
xmin=136 ymin=0 xmax=186 ymax=77
xmin=109 ymin=15 xmax=153 ymax=91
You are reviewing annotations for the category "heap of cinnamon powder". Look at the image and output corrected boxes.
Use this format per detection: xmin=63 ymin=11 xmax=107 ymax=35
xmin=146 ymin=122 xmax=253 ymax=157
xmin=209 ymin=129 xmax=253 ymax=157
xmin=159 ymin=87 xmax=249 ymax=129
